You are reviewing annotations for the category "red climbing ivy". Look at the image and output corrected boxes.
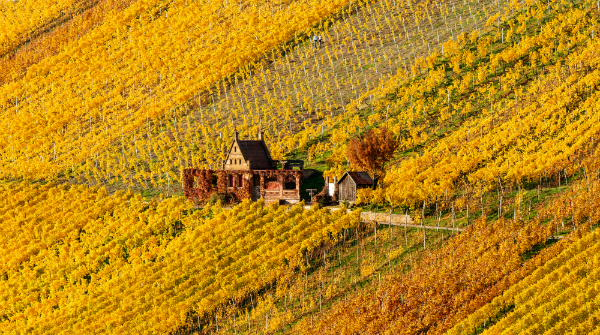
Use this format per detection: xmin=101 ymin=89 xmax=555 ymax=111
xmin=183 ymin=169 xmax=251 ymax=204
xmin=183 ymin=169 xmax=302 ymax=205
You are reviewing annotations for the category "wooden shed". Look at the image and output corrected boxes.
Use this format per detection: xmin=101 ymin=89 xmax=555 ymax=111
xmin=337 ymin=171 xmax=374 ymax=202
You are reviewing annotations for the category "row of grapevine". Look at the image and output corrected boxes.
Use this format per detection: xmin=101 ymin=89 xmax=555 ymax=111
xmin=0 ymin=0 xmax=513 ymax=193
xmin=81 ymin=0 xmax=509 ymax=192
xmin=0 ymin=0 xmax=364 ymax=181
xmin=478 ymin=229 xmax=600 ymax=334
xmin=0 ymin=0 xmax=138 ymax=86
xmin=0 ymin=0 xmax=86 ymax=56
xmin=307 ymin=157 xmax=600 ymax=334
xmin=0 ymin=182 xmax=361 ymax=333
xmin=341 ymin=0 xmax=600 ymax=208
xmin=213 ymin=213 xmax=452 ymax=334
xmin=448 ymin=173 xmax=600 ymax=334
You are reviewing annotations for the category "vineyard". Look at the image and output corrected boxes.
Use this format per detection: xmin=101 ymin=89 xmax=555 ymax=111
xmin=450 ymin=227 xmax=600 ymax=334
xmin=0 ymin=182 xmax=362 ymax=333
xmin=0 ymin=0 xmax=508 ymax=191
xmin=2 ymin=0 xmax=600 ymax=333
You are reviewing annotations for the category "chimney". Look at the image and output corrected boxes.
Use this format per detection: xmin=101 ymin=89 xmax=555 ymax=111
xmin=235 ymin=131 xmax=239 ymax=140
xmin=258 ymin=131 xmax=264 ymax=141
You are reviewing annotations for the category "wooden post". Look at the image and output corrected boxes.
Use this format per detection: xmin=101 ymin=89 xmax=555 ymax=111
xmin=452 ymin=203 xmax=455 ymax=229
xmin=498 ymin=195 xmax=503 ymax=218
xmin=559 ymin=172 xmax=561 ymax=188
xmin=389 ymin=206 xmax=393 ymax=268
xmin=265 ymin=310 xmax=269 ymax=331
xmin=518 ymin=184 xmax=521 ymax=211
xmin=404 ymin=210 xmax=409 ymax=248
xmin=296 ymin=174 xmax=301 ymax=195
xmin=375 ymin=222 xmax=377 ymax=247
xmin=481 ymin=192 xmax=484 ymax=219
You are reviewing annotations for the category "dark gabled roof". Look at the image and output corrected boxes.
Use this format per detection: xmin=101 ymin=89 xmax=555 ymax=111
xmin=237 ymin=140 xmax=272 ymax=169
xmin=339 ymin=171 xmax=374 ymax=186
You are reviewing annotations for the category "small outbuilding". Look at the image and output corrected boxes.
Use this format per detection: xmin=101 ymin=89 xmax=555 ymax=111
xmin=336 ymin=171 xmax=375 ymax=203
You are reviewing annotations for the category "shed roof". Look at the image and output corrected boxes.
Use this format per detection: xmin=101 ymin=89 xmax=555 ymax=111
xmin=339 ymin=171 xmax=374 ymax=186
xmin=236 ymin=140 xmax=272 ymax=169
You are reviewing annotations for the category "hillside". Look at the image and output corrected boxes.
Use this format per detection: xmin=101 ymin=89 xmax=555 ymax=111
xmin=0 ymin=183 xmax=363 ymax=333
xmin=2 ymin=0 xmax=600 ymax=334
xmin=0 ymin=0 xmax=509 ymax=193
xmin=0 ymin=0 xmax=360 ymax=182
xmin=308 ymin=174 xmax=600 ymax=334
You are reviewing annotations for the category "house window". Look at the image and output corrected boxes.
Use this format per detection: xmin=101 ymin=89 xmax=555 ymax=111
xmin=229 ymin=174 xmax=234 ymax=187
xmin=238 ymin=175 xmax=243 ymax=188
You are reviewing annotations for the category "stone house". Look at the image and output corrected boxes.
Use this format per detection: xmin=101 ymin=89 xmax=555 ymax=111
xmin=183 ymin=131 xmax=304 ymax=204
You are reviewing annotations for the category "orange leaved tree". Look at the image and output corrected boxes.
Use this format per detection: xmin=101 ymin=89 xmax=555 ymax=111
xmin=346 ymin=126 xmax=399 ymax=183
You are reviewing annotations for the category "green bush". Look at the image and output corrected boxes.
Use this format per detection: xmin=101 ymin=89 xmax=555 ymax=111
xmin=206 ymin=193 xmax=226 ymax=205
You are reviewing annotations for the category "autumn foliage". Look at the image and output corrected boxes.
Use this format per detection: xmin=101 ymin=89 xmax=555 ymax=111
xmin=346 ymin=126 xmax=399 ymax=181
xmin=0 ymin=183 xmax=361 ymax=333
xmin=310 ymin=173 xmax=600 ymax=335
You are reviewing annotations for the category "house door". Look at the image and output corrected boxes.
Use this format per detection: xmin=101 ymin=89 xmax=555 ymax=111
xmin=252 ymin=185 xmax=261 ymax=201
